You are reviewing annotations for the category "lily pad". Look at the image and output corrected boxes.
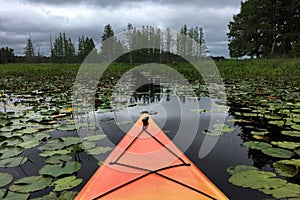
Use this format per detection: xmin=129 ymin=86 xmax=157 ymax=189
xmin=250 ymin=131 xmax=268 ymax=136
xmin=39 ymin=149 xmax=71 ymax=157
xmin=261 ymin=183 xmax=300 ymax=199
xmin=83 ymin=134 xmax=107 ymax=141
xmin=1 ymin=191 xmax=30 ymax=200
xmin=295 ymin=147 xmax=300 ymax=156
xmin=243 ymin=141 xmax=272 ymax=150
xmin=81 ymin=141 xmax=96 ymax=150
xmin=85 ymin=146 xmax=113 ymax=155
xmin=0 ymin=119 xmax=11 ymax=127
xmin=227 ymin=165 xmax=259 ymax=175
xmin=261 ymin=147 xmax=294 ymax=158
xmin=268 ymin=120 xmax=285 ymax=126
xmin=189 ymin=109 xmax=210 ymax=114
xmin=39 ymin=161 xmax=81 ymax=177
xmin=292 ymin=124 xmax=300 ymax=131
xmin=0 ymin=137 xmax=23 ymax=146
xmin=17 ymin=140 xmax=40 ymax=149
xmin=16 ymin=127 xmax=39 ymax=134
xmin=9 ymin=176 xmax=52 ymax=193
xmin=45 ymin=154 xmax=72 ymax=164
xmin=0 ymin=172 xmax=13 ymax=187
xmin=271 ymin=141 xmax=300 ymax=150
xmin=0 ymin=156 xmax=28 ymax=168
xmin=116 ymin=121 xmax=132 ymax=126
xmin=275 ymin=159 xmax=300 ymax=167
xmin=273 ymin=162 xmax=299 ymax=177
xmin=51 ymin=176 xmax=82 ymax=191
xmin=229 ymin=170 xmax=287 ymax=189
xmin=281 ymin=130 xmax=300 ymax=137
xmin=0 ymin=125 xmax=25 ymax=132
xmin=57 ymin=124 xmax=77 ymax=131
xmin=0 ymin=146 xmax=23 ymax=159
xmin=31 ymin=192 xmax=57 ymax=200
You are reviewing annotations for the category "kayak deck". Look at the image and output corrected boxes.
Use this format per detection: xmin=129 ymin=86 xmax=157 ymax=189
xmin=76 ymin=114 xmax=228 ymax=200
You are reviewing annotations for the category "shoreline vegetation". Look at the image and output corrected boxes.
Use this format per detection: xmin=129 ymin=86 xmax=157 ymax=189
xmin=0 ymin=58 xmax=299 ymax=87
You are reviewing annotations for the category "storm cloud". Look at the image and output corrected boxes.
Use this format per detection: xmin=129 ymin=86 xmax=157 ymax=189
xmin=0 ymin=0 xmax=241 ymax=56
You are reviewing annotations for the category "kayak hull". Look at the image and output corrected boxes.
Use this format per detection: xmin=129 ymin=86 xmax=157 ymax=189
xmin=76 ymin=114 xmax=228 ymax=200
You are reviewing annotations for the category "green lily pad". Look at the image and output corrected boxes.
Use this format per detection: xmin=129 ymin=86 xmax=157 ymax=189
xmin=227 ymin=165 xmax=259 ymax=175
xmin=31 ymin=192 xmax=57 ymax=200
xmin=51 ymin=176 xmax=82 ymax=191
xmin=83 ymin=134 xmax=107 ymax=141
xmin=250 ymin=131 xmax=268 ymax=136
xmin=0 ymin=125 xmax=25 ymax=132
xmin=39 ymin=161 xmax=81 ymax=177
xmin=45 ymin=154 xmax=72 ymax=164
xmin=39 ymin=140 xmax=65 ymax=151
xmin=295 ymin=147 xmax=300 ymax=156
xmin=292 ymin=124 xmax=300 ymax=131
xmin=17 ymin=140 xmax=40 ymax=149
xmin=275 ymin=159 xmax=300 ymax=167
xmin=39 ymin=149 xmax=71 ymax=157
xmin=261 ymin=147 xmax=294 ymax=158
xmin=85 ymin=146 xmax=113 ymax=155
xmin=0 ymin=137 xmax=23 ymax=146
xmin=1 ymin=191 xmax=30 ymax=200
xmin=57 ymin=124 xmax=77 ymax=131
xmin=189 ymin=109 xmax=210 ymax=114
xmin=0 ymin=146 xmax=23 ymax=159
xmin=16 ymin=127 xmax=39 ymax=134
xmin=21 ymin=132 xmax=51 ymax=142
xmin=213 ymin=123 xmax=235 ymax=133
xmin=271 ymin=141 xmax=300 ymax=150
xmin=0 ymin=119 xmax=11 ymax=127
xmin=0 ymin=172 xmax=13 ymax=187
xmin=81 ymin=141 xmax=96 ymax=150
xmin=273 ymin=162 xmax=299 ymax=177
xmin=281 ymin=130 xmax=300 ymax=137
xmin=116 ymin=121 xmax=132 ymax=126
xmin=261 ymin=183 xmax=300 ymax=199
xmin=243 ymin=141 xmax=272 ymax=150
xmin=0 ymin=189 xmax=5 ymax=198
xmin=0 ymin=156 xmax=28 ymax=168
xmin=39 ymin=137 xmax=81 ymax=152
xmin=9 ymin=176 xmax=52 ymax=193
xmin=268 ymin=120 xmax=285 ymax=126
xmin=60 ymin=137 xmax=82 ymax=147
xmin=58 ymin=191 xmax=79 ymax=199
xmin=229 ymin=170 xmax=287 ymax=189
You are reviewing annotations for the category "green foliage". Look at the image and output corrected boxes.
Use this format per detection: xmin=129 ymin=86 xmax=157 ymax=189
xmin=24 ymin=35 xmax=35 ymax=63
xmin=261 ymin=147 xmax=294 ymax=158
xmin=0 ymin=172 xmax=13 ymax=187
xmin=228 ymin=0 xmax=300 ymax=58
xmin=39 ymin=161 xmax=81 ymax=177
xmin=9 ymin=176 xmax=52 ymax=193
xmin=51 ymin=176 xmax=82 ymax=191
xmin=229 ymin=170 xmax=287 ymax=189
xmin=51 ymin=32 xmax=76 ymax=63
xmin=0 ymin=47 xmax=14 ymax=64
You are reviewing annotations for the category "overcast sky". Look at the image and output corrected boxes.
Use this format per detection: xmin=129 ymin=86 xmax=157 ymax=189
xmin=0 ymin=0 xmax=241 ymax=57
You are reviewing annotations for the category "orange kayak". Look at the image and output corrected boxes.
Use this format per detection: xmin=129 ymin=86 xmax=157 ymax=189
xmin=76 ymin=114 xmax=228 ymax=200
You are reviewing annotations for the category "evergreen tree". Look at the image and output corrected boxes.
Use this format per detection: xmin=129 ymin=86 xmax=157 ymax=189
xmin=24 ymin=35 xmax=35 ymax=62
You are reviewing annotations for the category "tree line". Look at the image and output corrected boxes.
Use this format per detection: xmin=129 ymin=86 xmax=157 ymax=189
xmin=0 ymin=24 xmax=208 ymax=64
xmin=228 ymin=0 xmax=300 ymax=58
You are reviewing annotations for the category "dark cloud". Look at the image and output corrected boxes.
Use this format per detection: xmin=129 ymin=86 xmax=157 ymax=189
xmin=0 ymin=0 xmax=241 ymax=57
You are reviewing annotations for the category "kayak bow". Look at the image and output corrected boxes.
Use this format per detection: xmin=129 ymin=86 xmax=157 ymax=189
xmin=76 ymin=114 xmax=228 ymax=200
